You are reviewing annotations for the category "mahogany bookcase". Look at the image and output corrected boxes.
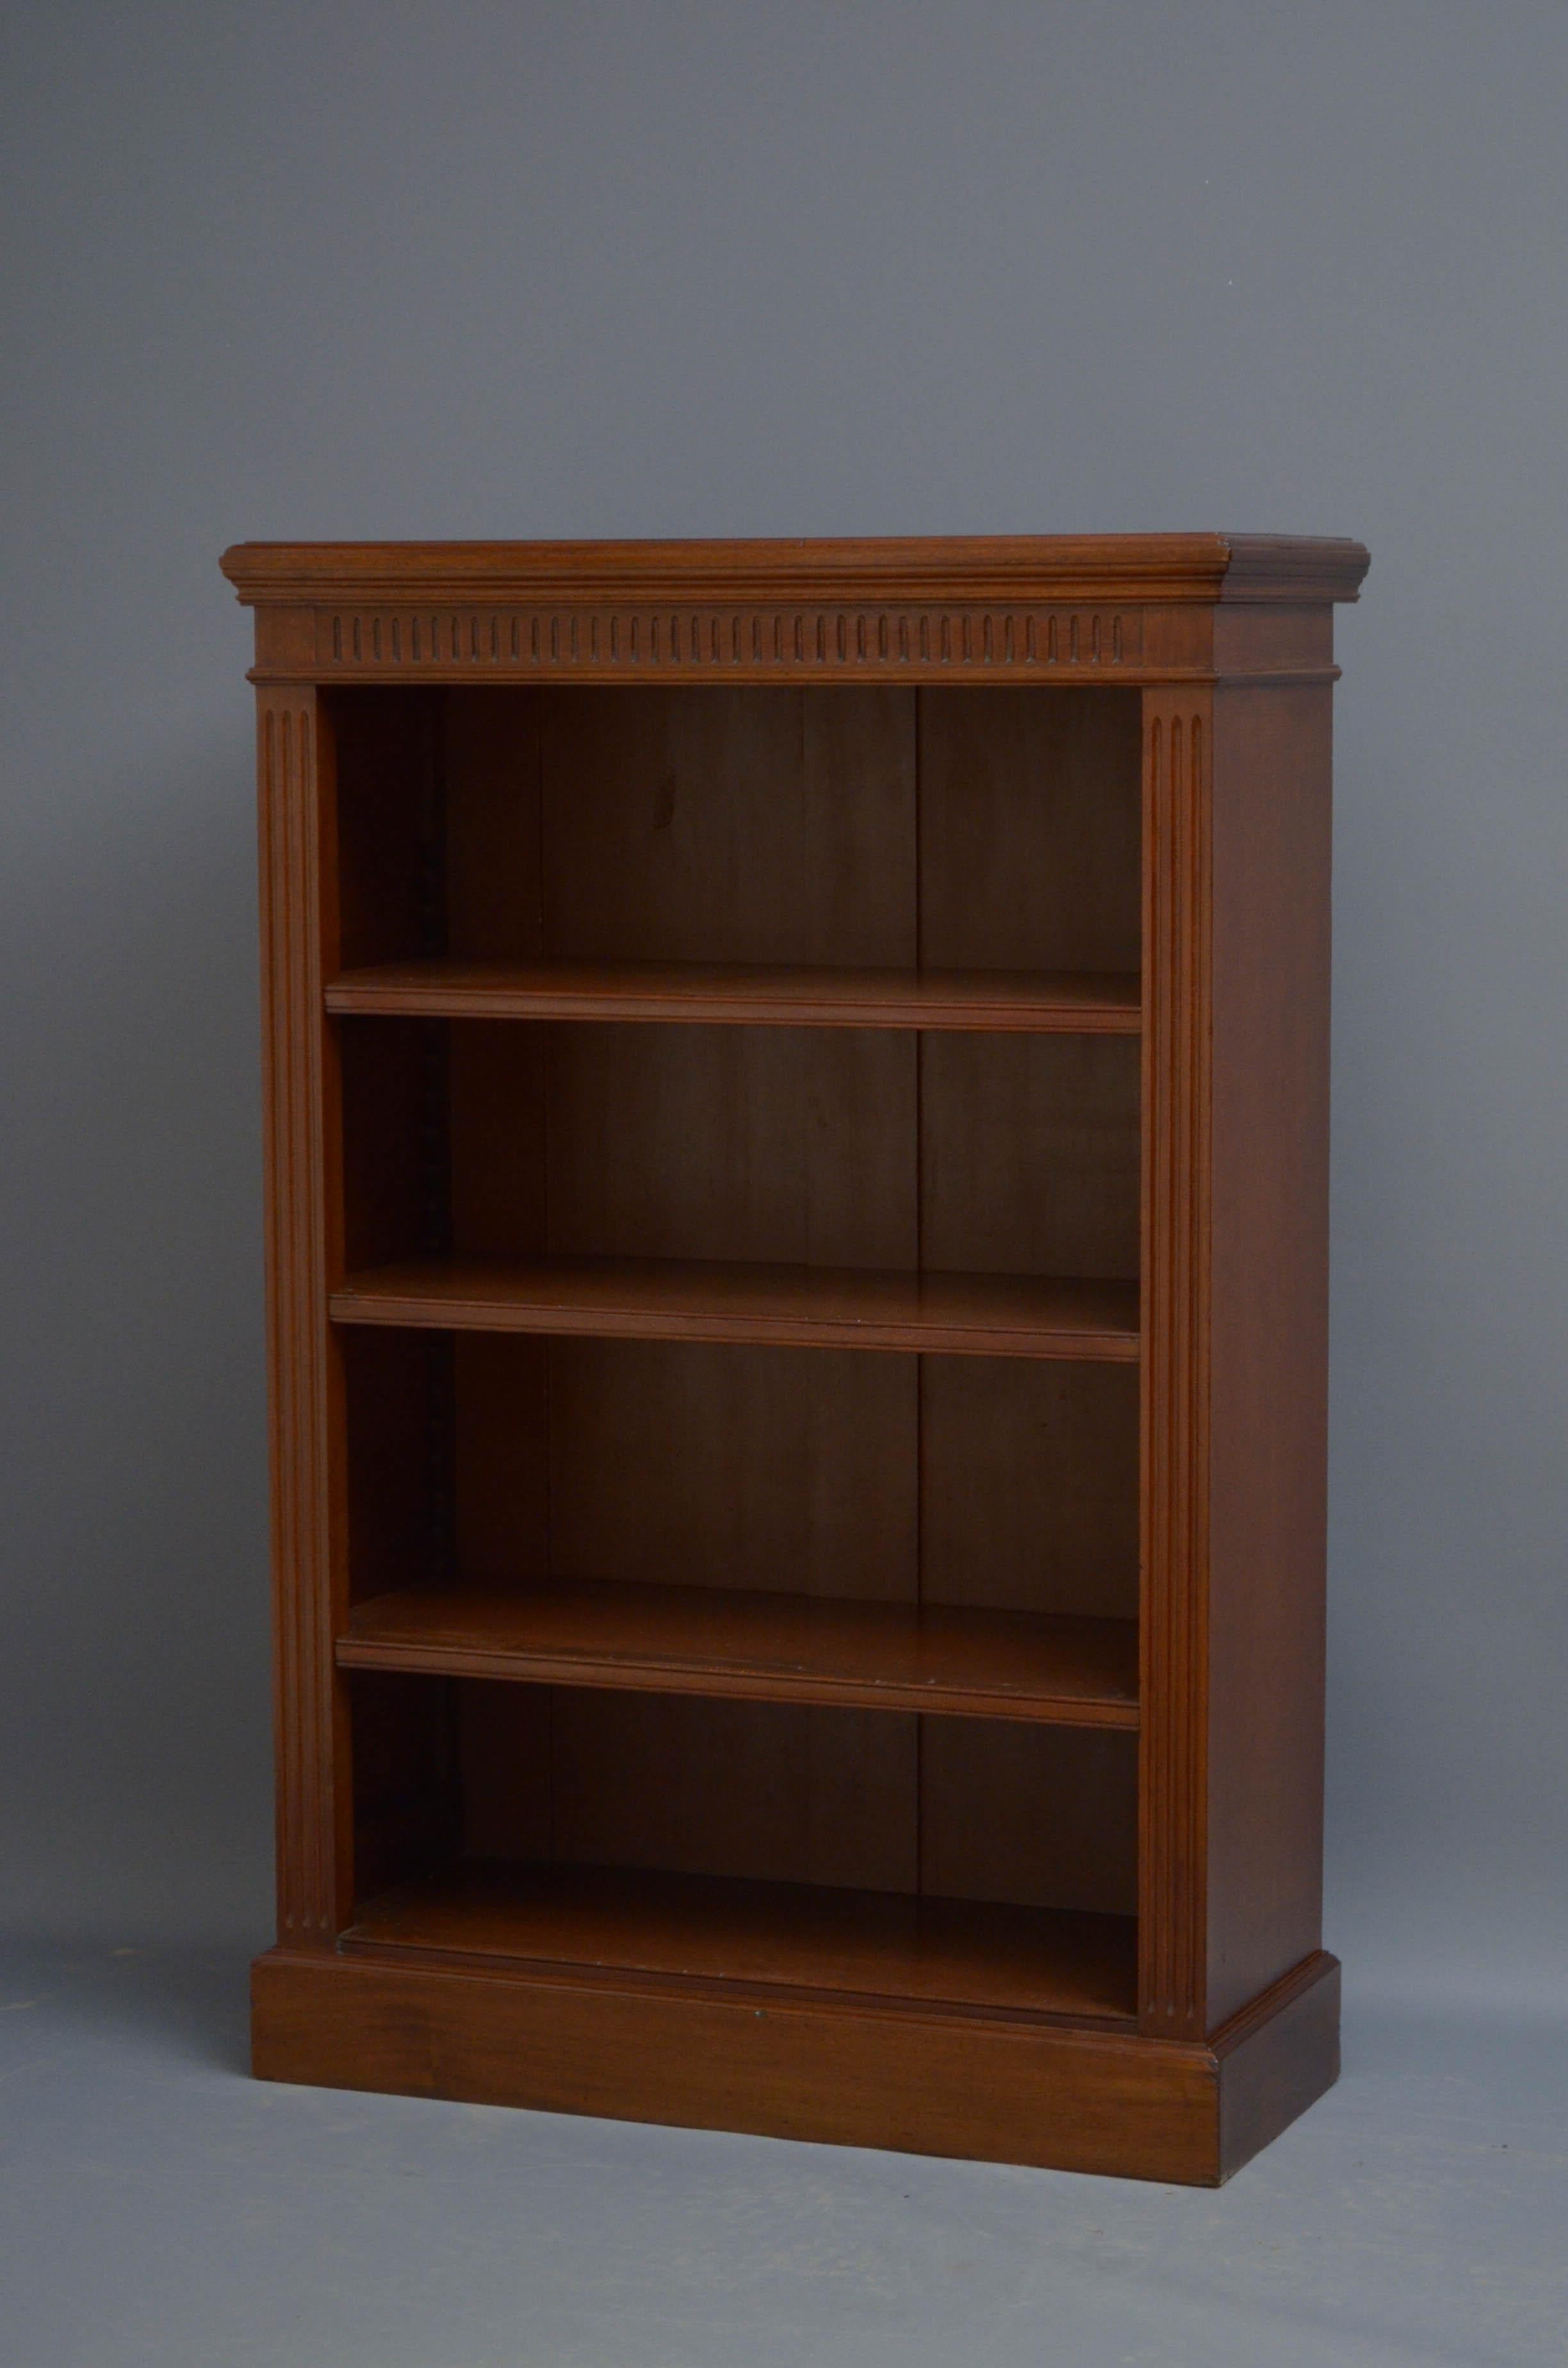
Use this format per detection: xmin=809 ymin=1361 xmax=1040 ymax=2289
xmin=221 ymin=534 xmax=1368 ymax=2185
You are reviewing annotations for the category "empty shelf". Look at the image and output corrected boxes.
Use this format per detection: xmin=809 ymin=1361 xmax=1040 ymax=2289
xmin=338 ymin=1579 xmax=1139 ymax=1727
xmin=325 ymin=958 xmax=1142 ymax=1033
xmin=330 ymin=1257 xmax=1140 ymax=1360
xmin=344 ymin=1862 xmax=1138 ymax=2024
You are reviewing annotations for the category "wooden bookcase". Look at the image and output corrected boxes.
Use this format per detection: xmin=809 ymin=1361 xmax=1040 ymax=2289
xmin=222 ymin=534 xmax=1368 ymax=2185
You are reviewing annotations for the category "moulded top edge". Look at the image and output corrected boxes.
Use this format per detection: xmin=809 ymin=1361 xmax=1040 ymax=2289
xmin=218 ymin=533 xmax=1370 ymax=608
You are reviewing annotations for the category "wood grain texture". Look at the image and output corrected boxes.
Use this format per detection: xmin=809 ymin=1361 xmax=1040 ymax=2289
xmin=223 ymin=540 xmax=1367 ymax=691
xmin=331 ymin=689 xmax=442 ymax=970
xmin=919 ymin=1359 xmax=1139 ymax=1618
xmin=337 ymin=1579 xmax=1139 ymax=1726
xmin=251 ymin=1943 xmax=1341 ymax=2183
xmin=448 ymin=1335 xmax=550 ymax=1586
xmin=325 ymin=958 xmax=1142 ymax=1033
xmin=1136 ymin=682 xmax=1338 ymax=2041
xmin=346 ymin=1666 xmax=458 ymax=1902
xmin=238 ymin=533 xmax=1359 ymax=2176
xmin=540 ymin=687 xmax=915 ymax=965
xmin=338 ymin=1017 xmax=441 ymax=1273
xmin=329 ymin=1256 xmax=1141 ymax=1359
xmin=539 ymin=1024 xmax=916 ymax=1269
xmin=1214 ymin=1952 xmax=1341 ymax=2179
xmin=545 ymin=1691 xmax=920 ymax=1894
xmin=443 ymin=1678 xmax=1136 ymax=1923
xmin=445 ymin=1021 xmax=546 ymax=1263
xmin=920 ymin=1720 xmax=1139 ymax=1915
xmin=538 ymin=1339 xmax=919 ymax=1602
xmin=339 ymin=1861 xmax=1137 ymax=2021
xmin=919 ymin=1033 xmax=1141 ymax=1282
xmin=341 ymin=1328 xmax=443 ymax=1606
xmin=444 ymin=1342 xmax=1137 ymax=1624
xmin=257 ymin=687 xmax=352 ymax=1944
xmin=1138 ymin=690 xmax=1214 ymax=2038
xmin=443 ymin=686 xmax=544 ymax=961
xmin=1204 ymin=685 xmax=1333 ymax=2027
xmin=222 ymin=533 xmax=1371 ymax=607
xmin=454 ymin=1679 xmax=550 ymax=1863
xmin=917 ymin=689 xmax=1143 ymax=973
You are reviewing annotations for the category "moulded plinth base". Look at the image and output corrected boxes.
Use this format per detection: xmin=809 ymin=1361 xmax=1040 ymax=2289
xmin=250 ymin=1943 xmax=1339 ymax=2187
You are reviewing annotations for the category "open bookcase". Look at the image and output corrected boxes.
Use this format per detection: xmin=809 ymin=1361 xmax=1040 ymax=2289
xmin=222 ymin=534 xmax=1368 ymax=2184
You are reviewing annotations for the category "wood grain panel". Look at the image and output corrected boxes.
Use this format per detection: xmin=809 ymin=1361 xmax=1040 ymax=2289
xmin=541 ymin=686 xmax=916 ymax=964
xmin=342 ymin=1328 xmax=446 ymax=1604
xmin=918 ymin=688 xmax=1143 ymax=973
xmin=455 ymin=1677 xmax=551 ymax=1862
xmin=545 ymin=1339 xmax=917 ymax=1600
xmin=544 ymin=1023 xmax=916 ymax=1268
xmin=920 ymin=1033 xmax=1141 ymax=1281
xmin=1215 ymin=1953 xmax=1341 ymax=2179
xmin=450 ymin=1333 xmax=550 ymax=1587
xmin=1205 ymin=684 xmax=1332 ymax=2028
xmin=443 ymin=687 xmax=544 ymax=961
xmin=920 ymin=1720 xmax=1139 ymax=1914
xmin=250 ymin=1948 xmax=1201 ymax=2176
xmin=338 ymin=1019 xmax=440 ymax=1272
xmin=254 ymin=1941 xmax=1343 ymax=2183
xmin=329 ymin=688 xmax=441 ymax=969
xmin=447 ymin=1022 xmax=546 ymax=1262
xmin=450 ymin=1681 xmax=924 ymax=1898
xmin=346 ymin=1668 xmax=457 ymax=1900
xmin=920 ymin=1358 xmax=1139 ymax=1618
xmin=1210 ymin=603 xmax=1336 ymax=680
xmin=550 ymin=1691 xmax=917 ymax=1893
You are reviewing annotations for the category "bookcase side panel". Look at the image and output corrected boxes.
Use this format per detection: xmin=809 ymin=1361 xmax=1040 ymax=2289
xmin=1138 ymin=686 xmax=1214 ymax=2039
xmin=257 ymin=683 xmax=354 ymax=1944
xmin=1204 ymin=680 xmax=1333 ymax=2030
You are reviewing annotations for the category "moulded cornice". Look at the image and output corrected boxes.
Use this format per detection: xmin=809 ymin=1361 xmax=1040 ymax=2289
xmin=220 ymin=534 xmax=1371 ymax=610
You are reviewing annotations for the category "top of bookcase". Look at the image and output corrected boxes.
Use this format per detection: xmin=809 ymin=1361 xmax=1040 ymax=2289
xmin=221 ymin=534 xmax=1369 ymax=607
xmin=220 ymin=535 xmax=1368 ymax=686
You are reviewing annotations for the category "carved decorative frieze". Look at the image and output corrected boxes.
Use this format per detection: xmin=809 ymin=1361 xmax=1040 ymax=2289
xmin=297 ymin=603 xmax=1142 ymax=680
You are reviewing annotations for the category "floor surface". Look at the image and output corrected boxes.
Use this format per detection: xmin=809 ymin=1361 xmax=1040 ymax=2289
xmin=1 ymin=1939 xmax=1564 ymax=2367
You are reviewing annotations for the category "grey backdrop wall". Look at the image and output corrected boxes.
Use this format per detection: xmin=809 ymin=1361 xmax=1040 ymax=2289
xmin=4 ymin=1 xmax=1564 ymax=2017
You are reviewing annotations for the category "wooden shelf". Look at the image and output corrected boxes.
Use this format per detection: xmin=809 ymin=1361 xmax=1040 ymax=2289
xmin=343 ymin=1862 xmax=1139 ymax=2024
xmin=325 ymin=958 xmax=1142 ymax=1033
xmin=330 ymin=1257 xmax=1140 ymax=1359
xmin=338 ymin=1580 xmax=1139 ymax=1727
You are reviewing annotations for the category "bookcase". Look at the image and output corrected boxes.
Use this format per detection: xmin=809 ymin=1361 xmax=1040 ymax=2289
xmin=222 ymin=534 xmax=1368 ymax=2185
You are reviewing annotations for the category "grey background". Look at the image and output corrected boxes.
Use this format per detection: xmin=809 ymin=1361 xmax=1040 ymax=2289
xmin=4 ymin=7 xmax=1567 ymax=2361
xmin=3 ymin=0 xmax=1566 ymax=2264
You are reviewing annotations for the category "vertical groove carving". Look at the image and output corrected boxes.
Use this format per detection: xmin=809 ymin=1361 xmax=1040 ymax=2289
xmin=1139 ymin=693 xmax=1213 ymax=2036
xmin=308 ymin=605 xmax=1145 ymax=677
xmin=257 ymin=687 xmax=345 ymax=1947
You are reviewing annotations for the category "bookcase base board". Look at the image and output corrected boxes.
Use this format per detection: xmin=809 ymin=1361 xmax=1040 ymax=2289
xmin=250 ymin=1945 xmax=1338 ymax=2188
